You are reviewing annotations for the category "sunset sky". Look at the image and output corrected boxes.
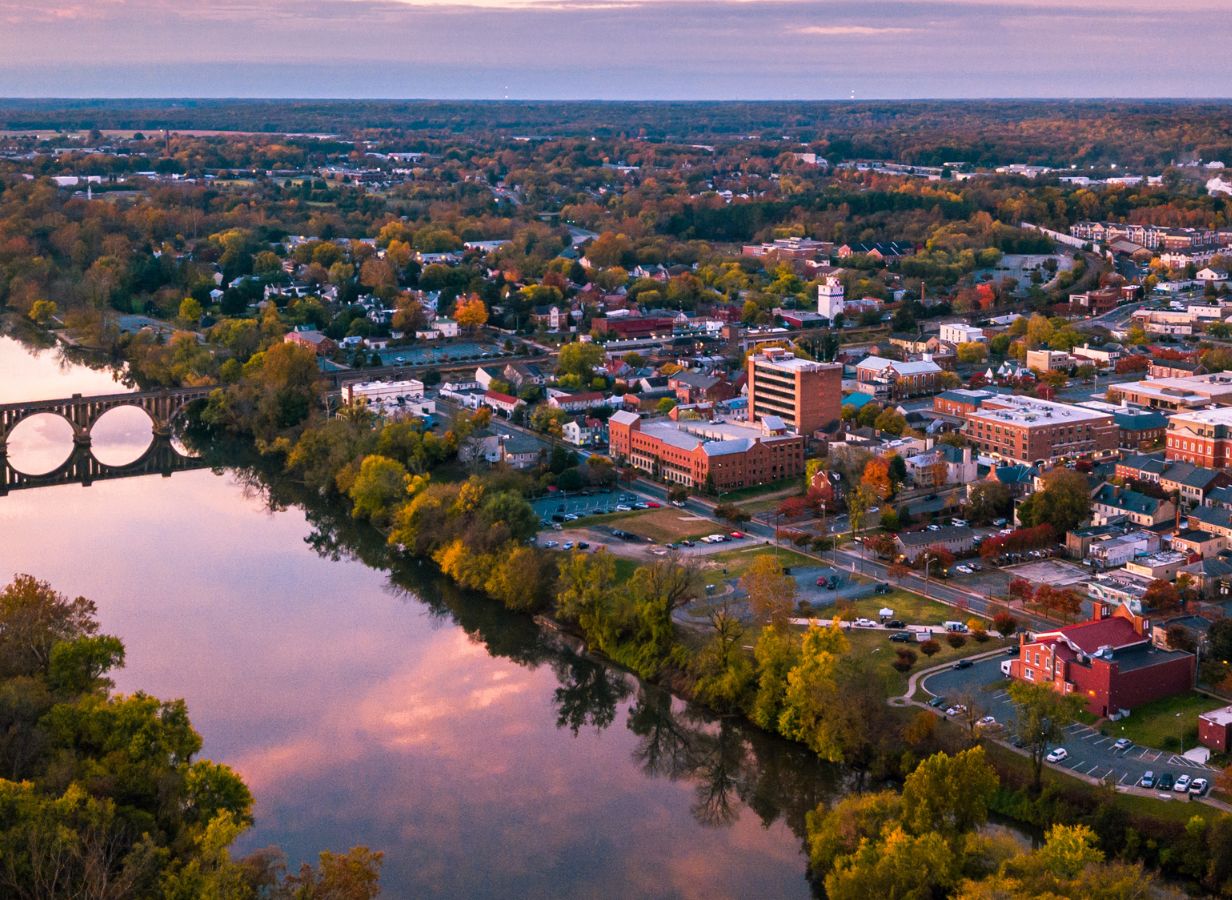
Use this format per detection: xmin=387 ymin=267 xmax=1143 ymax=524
xmin=1 ymin=0 xmax=1229 ymax=99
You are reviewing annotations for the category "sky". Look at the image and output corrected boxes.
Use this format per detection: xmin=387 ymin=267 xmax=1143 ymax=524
xmin=0 ymin=0 xmax=1230 ymax=100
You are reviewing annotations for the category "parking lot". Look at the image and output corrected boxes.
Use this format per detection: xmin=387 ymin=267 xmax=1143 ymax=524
xmin=531 ymin=489 xmax=627 ymax=520
xmin=921 ymin=657 xmax=1215 ymax=796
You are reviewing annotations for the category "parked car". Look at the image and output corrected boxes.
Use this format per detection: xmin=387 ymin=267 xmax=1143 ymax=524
xmin=730 ymin=531 xmax=744 ymax=539
xmin=885 ymin=619 xmax=905 ymax=629
xmin=952 ymin=518 xmax=968 ymax=527
xmin=855 ymin=618 xmax=876 ymax=627
xmin=927 ymin=524 xmax=942 ymax=532
xmin=645 ymin=501 xmax=661 ymax=508
xmin=543 ymin=540 xmax=559 ymax=548
xmin=977 ymin=715 xmax=997 ymax=728
xmin=1140 ymin=771 xmax=1155 ymax=789
xmin=1174 ymin=774 xmax=1192 ymax=793
xmin=874 ymin=584 xmax=892 ymax=594
xmin=562 ymin=542 xmax=574 ymax=550
xmin=927 ymin=696 xmax=947 ymax=708
xmin=670 ymin=500 xmax=686 ymax=508
xmin=953 ymin=659 xmax=973 ymax=670
xmin=1157 ymin=773 xmax=1175 ymax=791
xmin=615 ymin=504 xmax=632 ymax=512
xmin=1046 ymin=748 xmax=1069 ymax=763
xmin=1190 ymin=778 xmax=1209 ymax=796
xmin=944 ymin=704 xmax=966 ymax=717
xmin=1112 ymin=738 xmax=1132 ymax=752
xmin=889 ymin=632 xmax=913 ymax=643
xmin=577 ymin=541 xmax=590 ymax=550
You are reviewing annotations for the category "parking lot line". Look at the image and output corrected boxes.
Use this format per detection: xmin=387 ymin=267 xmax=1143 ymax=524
xmin=1085 ymin=764 xmax=1103 ymax=776
xmin=1118 ymin=772 xmax=1128 ymax=785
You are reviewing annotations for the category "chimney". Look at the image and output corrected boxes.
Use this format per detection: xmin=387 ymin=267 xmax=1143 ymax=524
xmin=1093 ymin=603 xmax=1107 ymax=621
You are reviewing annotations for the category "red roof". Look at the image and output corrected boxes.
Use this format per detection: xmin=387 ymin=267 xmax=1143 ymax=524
xmin=484 ymin=390 xmax=521 ymax=405
xmin=1045 ymin=616 xmax=1142 ymax=654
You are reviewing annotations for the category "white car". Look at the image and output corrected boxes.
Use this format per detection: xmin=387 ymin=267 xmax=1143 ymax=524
xmin=543 ymin=540 xmax=559 ymax=548
xmin=1174 ymin=774 xmax=1192 ymax=793
xmin=1190 ymin=778 xmax=1209 ymax=796
xmin=1046 ymin=748 xmax=1069 ymax=763
xmin=855 ymin=618 xmax=876 ymax=627
xmin=944 ymin=705 xmax=966 ymax=717
xmin=562 ymin=542 xmax=574 ymax=550
xmin=615 ymin=504 xmax=632 ymax=512
xmin=954 ymin=565 xmax=973 ymax=575
xmin=977 ymin=715 xmax=997 ymax=728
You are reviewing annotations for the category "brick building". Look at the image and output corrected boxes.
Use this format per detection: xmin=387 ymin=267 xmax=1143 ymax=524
xmin=963 ymin=395 xmax=1117 ymax=465
xmin=932 ymin=388 xmax=1001 ymax=419
xmin=746 ymin=347 xmax=842 ymax=435
xmin=1165 ymin=407 xmax=1232 ymax=468
xmin=607 ymin=410 xmax=805 ymax=491
xmin=1009 ymin=604 xmax=1195 ymax=717
xmin=854 ymin=355 xmax=944 ymax=400
xmin=1198 ymin=706 xmax=1232 ymax=753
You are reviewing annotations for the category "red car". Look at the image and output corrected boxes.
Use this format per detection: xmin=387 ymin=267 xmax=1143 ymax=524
xmin=645 ymin=501 xmax=661 ymax=508
xmin=730 ymin=531 xmax=744 ymax=539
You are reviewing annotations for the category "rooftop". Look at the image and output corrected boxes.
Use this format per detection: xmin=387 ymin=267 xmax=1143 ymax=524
xmin=1201 ymin=705 xmax=1232 ymax=727
xmin=750 ymin=349 xmax=836 ymax=372
xmin=968 ymin=394 xmax=1112 ymax=426
xmin=1039 ymin=615 xmax=1144 ymax=654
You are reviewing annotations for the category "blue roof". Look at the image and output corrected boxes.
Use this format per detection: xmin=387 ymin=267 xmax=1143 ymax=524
xmin=842 ymin=391 xmax=877 ymax=409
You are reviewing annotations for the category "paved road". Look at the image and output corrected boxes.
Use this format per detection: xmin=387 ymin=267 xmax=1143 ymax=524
xmin=921 ymin=656 xmax=1215 ymax=794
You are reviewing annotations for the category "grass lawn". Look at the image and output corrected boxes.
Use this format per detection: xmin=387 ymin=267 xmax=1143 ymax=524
xmin=839 ymin=627 xmax=1006 ymax=699
xmin=713 ymin=478 xmax=801 ymax=504
xmin=598 ymin=507 xmax=720 ymax=543
xmin=1099 ymin=692 xmax=1227 ymax=751
xmin=613 ymin=557 xmax=640 ymax=584
xmin=832 ymin=589 xmax=972 ymax=627
xmin=701 ymin=545 xmax=818 ymax=580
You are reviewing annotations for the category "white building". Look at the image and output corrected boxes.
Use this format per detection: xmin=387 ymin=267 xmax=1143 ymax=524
xmin=817 ymin=275 xmax=845 ymax=320
xmin=345 ymin=379 xmax=425 ymax=405
xmin=939 ymin=322 xmax=986 ymax=345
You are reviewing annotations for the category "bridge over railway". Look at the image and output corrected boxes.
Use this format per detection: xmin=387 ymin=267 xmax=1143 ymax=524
xmin=0 ymin=387 xmax=215 ymax=494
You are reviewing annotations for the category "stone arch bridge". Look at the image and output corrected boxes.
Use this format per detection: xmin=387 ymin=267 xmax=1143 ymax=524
xmin=0 ymin=387 xmax=214 ymax=452
xmin=0 ymin=387 xmax=215 ymax=495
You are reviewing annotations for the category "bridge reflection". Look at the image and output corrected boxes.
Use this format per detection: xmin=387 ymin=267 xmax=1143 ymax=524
xmin=0 ymin=433 xmax=210 ymax=495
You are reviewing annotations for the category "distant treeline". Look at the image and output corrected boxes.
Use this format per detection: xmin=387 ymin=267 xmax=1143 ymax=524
xmin=4 ymin=99 xmax=1232 ymax=168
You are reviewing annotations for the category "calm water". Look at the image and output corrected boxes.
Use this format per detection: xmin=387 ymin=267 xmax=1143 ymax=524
xmin=0 ymin=334 xmax=831 ymax=898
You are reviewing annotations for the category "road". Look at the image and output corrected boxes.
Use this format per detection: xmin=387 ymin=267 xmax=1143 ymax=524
xmin=920 ymin=657 xmax=1215 ymax=795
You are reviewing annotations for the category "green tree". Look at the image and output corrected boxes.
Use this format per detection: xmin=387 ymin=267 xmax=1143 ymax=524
xmin=1017 ymin=468 xmax=1092 ymax=534
xmin=347 ymin=454 xmax=412 ymax=524
xmin=0 ymin=574 xmax=98 ymax=679
xmin=556 ymin=341 xmax=605 ymax=380
xmin=825 ymin=826 xmax=957 ymax=900
xmin=741 ymin=554 xmax=796 ymax=627
xmin=1007 ymin=681 xmax=1085 ymax=793
xmin=690 ymin=605 xmax=753 ymax=711
xmin=777 ymin=623 xmax=850 ymax=762
xmin=751 ymin=625 xmax=800 ymax=731
xmin=900 ymin=746 xmax=999 ymax=839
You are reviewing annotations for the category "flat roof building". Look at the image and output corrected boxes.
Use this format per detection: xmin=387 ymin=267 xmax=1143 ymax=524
xmin=746 ymin=347 xmax=842 ymax=435
xmin=1166 ymin=407 xmax=1232 ymax=469
xmin=963 ymin=395 xmax=1117 ymax=465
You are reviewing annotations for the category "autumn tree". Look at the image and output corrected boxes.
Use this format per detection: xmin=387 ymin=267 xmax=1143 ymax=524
xmin=741 ymin=554 xmax=796 ymax=627
xmin=861 ymin=456 xmax=894 ymax=501
xmin=453 ymin=293 xmax=489 ymax=332
xmin=1007 ymin=681 xmax=1084 ymax=793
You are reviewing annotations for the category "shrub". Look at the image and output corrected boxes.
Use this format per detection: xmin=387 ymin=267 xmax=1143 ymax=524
xmin=920 ymin=639 xmax=941 ymax=657
xmin=972 ymin=629 xmax=990 ymax=643
xmin=892 ymin=658 xmax=914 ymax=672
xmin=947 ymin=633 xmax=968 ymax=649
xmin=896 ymin=648 xmax=918 ymax=668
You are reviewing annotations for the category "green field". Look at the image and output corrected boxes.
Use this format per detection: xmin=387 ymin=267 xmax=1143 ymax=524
xmin=841 ymin=629 xmax=1006 ymax=697
xmin=831 ymin=589 xmax=982 ymax=628
xmin=598 ymin=507 xmax=721 ymax=543
xmin=701 ymin=545 xmax=818 ymax=580
xmin=1100 ymin=692 xmax=1227 ymax=751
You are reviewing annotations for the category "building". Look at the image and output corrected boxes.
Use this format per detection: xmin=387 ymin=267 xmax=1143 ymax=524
xmin=1110 ymin=372 xmax=1232 ymax=411
xmin=963 ymin=395 xmax=1117 ymax=465
xmin=1115 ymin=454 xmax=1230 ymax=504
xmin=1071 ymin=342 xmax=1124 ymax=369
xmin=1166 ymin=407 xmax=1232 ymax=468
xmin=1090 ymin=484 xmax=1176 ymax=528
xmin=1025 ymin=349 xmax=1079 ymax=373
xmin=932 ymin=388 xmax=1001 ymax=419
xmin=668 ymin=371 xmax=736 ymax=405
xmin=939 ymin=322 xmax=985 ymax=345
xmin=1087 ymin=530 xmax=1162 ymax=569
xmin=1125 ymin=550 xmax=1189 ymax=582
xmin=816 ymin=275 xmax=846 ymax=321
xmin=854 ymin=355 xmax=943 ymax=400
xmin=481 ymin=390 xmax=525 ymax=417
xmin=547 ymin=391 xmax=610 ymax=414
xmin=607 ymin=410 xmax=805 ymax=491
xmin=1199 ymin=706 xmax=1232 ymax=753
xmin=1111 ymin=408 xmax=1169 ymax=451
xmin=1068 ymin=288 xmax=1121 ymax=315
xmin=894 ymin=526 xmax=976 ymax=564
xmin=904 ymin=444 xmax=977 ymax=487
xmin=1009 ymin=604 xmax=1195 ymax=717
xmin=283 ymin=328 xmax=336 ymax=356
xmin=746 ymin=347 xmax=842 ymax=435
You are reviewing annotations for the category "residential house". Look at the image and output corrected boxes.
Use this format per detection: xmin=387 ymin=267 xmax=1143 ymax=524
xmin=904 ymin=444 xmax=977 ymax=487
xmin=1090 ymin=484 xmax=1176 ymax=528
xmin=1087 ymin=530 xmax=1162 ymax=568
xmin=283 ymin=327 xmax=336 ymax=356
xmin=894 ymin=526 xmax=976 ymax=564
xmin=481 ymin=390 xmax=525 ymax=418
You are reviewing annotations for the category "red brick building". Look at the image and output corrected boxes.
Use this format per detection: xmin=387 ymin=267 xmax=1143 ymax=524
xmin=964 ymin=395 xmax=1118 ymax=465
xmin=746 ymin=348 xmax=842 ymax=435
xmin=1165 ymin=408 xmax=1232 ymax=468
xmin=932 ymin=388 xmax=1001 ymax=419
xmin=607 ymin=410 xmax=805 ymax=490
xmin=1009 ymin=604 xmax=1195 ymax=717
xmin=1198 ymin=706 xmax=1232 ymax=753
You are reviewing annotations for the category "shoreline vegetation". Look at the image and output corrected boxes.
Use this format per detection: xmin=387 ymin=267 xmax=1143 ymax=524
xmin=185 ymin=340 xmax=1232 ymax=896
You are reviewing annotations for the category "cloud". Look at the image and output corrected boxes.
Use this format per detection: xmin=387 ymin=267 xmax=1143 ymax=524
xmin=794 ymin=24 xmax=915 ymax=36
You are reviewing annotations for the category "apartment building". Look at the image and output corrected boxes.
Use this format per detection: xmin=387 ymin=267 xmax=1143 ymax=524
xmin=746 ymin=347 xmax=842 ymax=434
xmin=1109 ymin=372 xmax=1232 ymax=411
xmin=963 ymin=395 xmax=1117 ymax=464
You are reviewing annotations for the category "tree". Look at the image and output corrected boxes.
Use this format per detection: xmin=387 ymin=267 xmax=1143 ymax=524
xmin=0 ymin=574 xmax=99 ymax=679
xmin=846 ymin=483 xmax=877 ymax=537
xmin=776 ymin=623 xmax=851 ymax=762
xmin=919 ymin=639 xmax=941 ymax=657
xmin=900 ymin=746 xmax=998 ymax=839
xmin=28 ymin=299 xmax=57 ymax=326
xmin=956 ymin=341 xmax=988 ymax=365
xmin=873 ymin=408 xmax=907 ymax=436
xmin=690 ymin=605 xmax=753 ymax=711
xmin=861 ymin=456 xmax=894 ymax=501
xmin=347 ymin=454 xmax=413 ymax=524
xmin=556 ymin=341 xmax=604 ymax=380
xmin=178 ymin=296 xmax=203 ymax=325
xmin=993 ymin=611 xmax=1019 ymax=637
xmin=825 ymin=827 xmax=957 ymax=900
xmin=741 ymin=554 xmax=796 ymax=627
xmin=453 ymin=293 xmax=489 ymax=332
xmin=751 ymin=625 xmax=800 ymax=731
xmin=1017 ymin=468 xmax=1092 ymax=535
xmin=968 ymin=481 xmax=1012 ymax=525
xmin=1007 ymin=681 xmax=1085 ymax=793
xmin=1142 ymin=578 xmax=1182 ymax=612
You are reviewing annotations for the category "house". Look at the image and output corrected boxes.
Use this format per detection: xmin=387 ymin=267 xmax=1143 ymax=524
xmin=938 ymin=322 xmax=986 ymax=345
xmin=894 ymin=526 xmax=976 ymax=564
xmin=1196 ymin=267 xmax=1229 ymax=284
xmin=1111 ymin=408 xmax=1169 ymax=452
xmin=1071 ymin=342 xmax=1124 ymax=369
xmin=1151 ymin=614 xmax=1214 ymax=652
xmin=475 ymin=366 xmax=505 ymax=390
xmin=561 ymin=418 xmax=601 ymax=447
xmin=1009 ymin=603 xmax=1195 ymax=717
xmin=547 ymin=391 xmax=610 ymax=413
xmin=481 ymin=390 xmax=525 ymax=417
xmin=1087 ymin=530 xmax=1162 ymax=569
xmin=1117 ymin=454 xmax=1231 ymax=505
xmin=503 ymin=361 xmax=547 ymax=387
xmin=1170 ymin=529 xmax=1225 ymax=560
xmin=1188 ymin=505 xmax=1232 ymax=550
xmin=904 ymin=444 xmax=977 ymax=487
xmin=668 ymin=370 xmax=736 ymax=405
xmin=1090 ymin=484 xmax=1176 ymax=529
xmin=470 ymin=431 xmax=542 ymax=468
xmin=283 ymin=328 xmax=336 ymax=356
xmin=836 ymin=241 xmax=914 ymax=261
xmin=1180 ymin=557 xmax=1232 ymax=600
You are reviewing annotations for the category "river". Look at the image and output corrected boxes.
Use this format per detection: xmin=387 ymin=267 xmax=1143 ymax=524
xmin=0 ymin=334 xmax=835 ymax=898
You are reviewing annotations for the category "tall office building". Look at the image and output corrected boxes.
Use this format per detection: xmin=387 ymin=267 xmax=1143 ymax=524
xmin=746 ymin=347 xmax=842 ymax=435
